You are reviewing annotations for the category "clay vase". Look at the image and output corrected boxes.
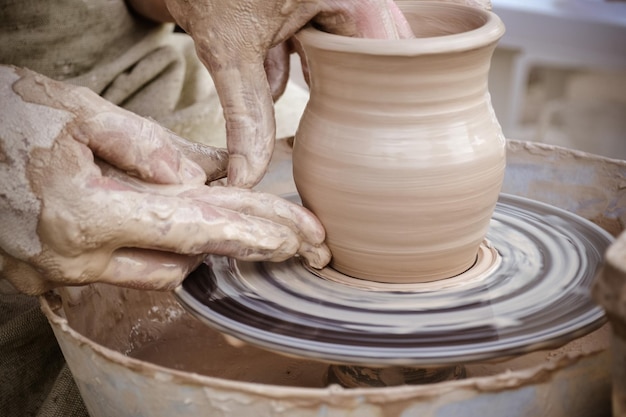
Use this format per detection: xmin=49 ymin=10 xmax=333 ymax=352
xmin=293 ymin=1 xmax=506 ymax=283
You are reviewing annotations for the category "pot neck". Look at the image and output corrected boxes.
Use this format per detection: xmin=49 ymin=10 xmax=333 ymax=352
xmin=303 ymin=43 xmax=498 ymax=113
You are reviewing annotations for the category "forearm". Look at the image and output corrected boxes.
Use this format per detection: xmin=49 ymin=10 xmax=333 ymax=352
xmin=126 ymin=0 xmax=174 ymax=23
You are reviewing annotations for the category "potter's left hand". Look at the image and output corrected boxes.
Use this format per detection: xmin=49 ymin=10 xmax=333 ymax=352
xmin=0 ymin=66 xmax=330 ymax=295
xmin=164 ymin=0 xmax=414 ymax=188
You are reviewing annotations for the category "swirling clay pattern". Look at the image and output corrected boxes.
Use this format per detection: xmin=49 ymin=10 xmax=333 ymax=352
xmin=176 ymin=194 xmax=612 ymax=367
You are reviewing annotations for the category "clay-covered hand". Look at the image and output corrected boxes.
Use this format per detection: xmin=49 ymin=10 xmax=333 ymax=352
xmin=164 ymin=0 xmax=414 ymax=188
xmin=440 ymin=0 xmax=491 ymax=10
xmin=0 ymin=66 xmax=330 ymax=295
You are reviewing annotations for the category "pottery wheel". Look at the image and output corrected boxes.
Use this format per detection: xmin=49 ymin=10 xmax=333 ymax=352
xmin=175 ymin=194 xmax=612 ymax=367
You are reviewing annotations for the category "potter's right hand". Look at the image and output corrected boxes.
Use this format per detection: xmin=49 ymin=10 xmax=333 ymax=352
xmin=0 ymin=66 xmax=330 ymax=295
xmin=460 ymin=1 xmax=492 ymax=9
xmin=165 ymin=0 xmax=414 ymax=188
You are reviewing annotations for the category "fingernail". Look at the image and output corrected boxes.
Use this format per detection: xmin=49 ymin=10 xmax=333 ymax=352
xmin=180 ymin=158 xmax=207 ymax=184
xmin=300 ymin=243 xmax=332 ymax=269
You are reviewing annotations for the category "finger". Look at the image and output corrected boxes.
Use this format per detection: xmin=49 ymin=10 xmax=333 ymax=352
xmin=465 ymin=0 xmax=493 ymax=10
xmin=264 ymin=42 xmax=291 ymax=102
xmin=181 ymin=186 xmax=326 ymax=245
xmin=98 ymin=248 xmax=204 ymax=291
xmin=386 ymin=0 xmax=415 ymax=39
xmin=316 ymin=0 xmax=411 ymax=39
xmin=88 ymin=187 xmax=311 ymax=264
xmin=315 ymin=0 xmax=394 ymax=38
xmin=97 ymin=155 xmax=331 ymax=267
xmin=202 ymin=53 xmax=276 ymax=188
xmin=167 ymin=134 xmax=229 ymax=182
xmin=84 ymin=166 xmax=330 ymax=268
xmin=71 ymin=110 xmax=207 ymax=185
xmin=183 ymin=187 xmax=331 ymax=268
xmin=180 ymin=186 xmax=331 ymax=267
xmin=299 ymin=241 xmax=332 ymax=269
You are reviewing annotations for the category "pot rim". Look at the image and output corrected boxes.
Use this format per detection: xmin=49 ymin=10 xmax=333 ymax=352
xmin=295 ymin=1 xmax=505 ymax=56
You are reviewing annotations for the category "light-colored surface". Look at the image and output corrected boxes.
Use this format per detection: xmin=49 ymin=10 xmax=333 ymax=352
xmin=534 ymin=71 xmax=626 ymax=160
xmin=487 ymin=0 xmax=626 ymax=159
xmin=40 ymin=139 xmax=625 ymax=417
xmin=293 ymin=2 xmax=506 ymax=282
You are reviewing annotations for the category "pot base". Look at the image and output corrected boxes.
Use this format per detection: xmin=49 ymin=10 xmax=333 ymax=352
xmin=302 ymin=240 xmax=499 ymax=291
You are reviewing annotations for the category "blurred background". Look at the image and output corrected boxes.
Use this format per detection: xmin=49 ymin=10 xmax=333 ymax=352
xmin=287 ymin=0 xmax=626 ymax=160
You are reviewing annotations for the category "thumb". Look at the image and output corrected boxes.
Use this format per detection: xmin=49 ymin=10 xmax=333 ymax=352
xmin=209 ymin=57 xmax=276 ymax=188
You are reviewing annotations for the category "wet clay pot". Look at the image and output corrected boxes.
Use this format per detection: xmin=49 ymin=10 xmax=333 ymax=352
xmin=293 ymin=2 xmax=506 ymax=282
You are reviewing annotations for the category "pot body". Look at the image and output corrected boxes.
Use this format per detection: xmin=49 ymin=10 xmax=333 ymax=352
xmin=293 ymin=2 xmax=506 ymax=282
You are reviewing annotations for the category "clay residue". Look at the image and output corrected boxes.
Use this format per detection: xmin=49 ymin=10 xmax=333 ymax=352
xmin=590 ymin=214 xmax=624 ymax=238
xmin=465 ymin=324 xmax=611 ymax=384
xmin=48 ymin=283 xmax=610 ymax=390
xmin=504 ymin=139 xmax=626 ymax=237
xmin=38 ymin=282 xmax=611 ymax=417
xmin=0 ymin=66 xmax=72 ymax=258
xmin=129 ymin=318 xmax=328 ymax=387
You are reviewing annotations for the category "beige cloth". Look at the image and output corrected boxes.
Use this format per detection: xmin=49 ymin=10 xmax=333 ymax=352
xmin=0 ymin=1 xmax=308 ymax=416
xmin=0 ymin=0 xmax=308 ymax=148
xmin=0 ymin=289 xmax=88 ymax=417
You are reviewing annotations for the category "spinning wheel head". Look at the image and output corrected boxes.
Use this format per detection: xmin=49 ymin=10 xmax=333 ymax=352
xmin=175 ymin=194 xmax=612 ymax=368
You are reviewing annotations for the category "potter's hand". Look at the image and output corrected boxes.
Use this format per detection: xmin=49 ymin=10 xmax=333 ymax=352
xmin=164 ymin=0 xmax=414 ymax=188
xmin=424 ymin=1 xmax=490 ymax=10
xmin=461 ymin=0 xmax=492 ymax=10
xmin=0 ymin=66 xmax=330 ymax=295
